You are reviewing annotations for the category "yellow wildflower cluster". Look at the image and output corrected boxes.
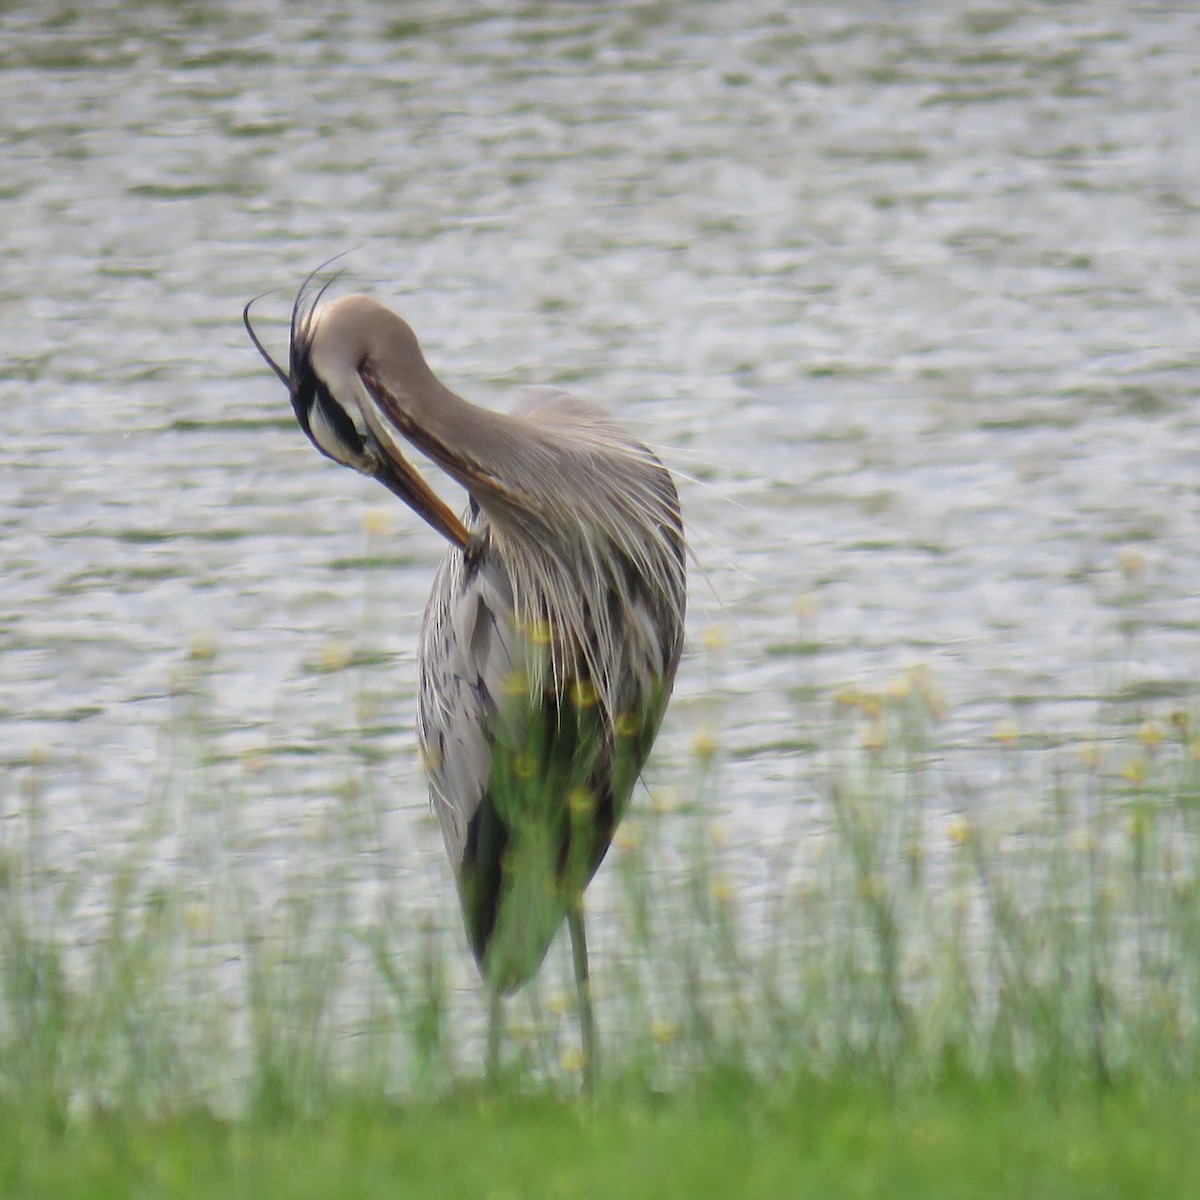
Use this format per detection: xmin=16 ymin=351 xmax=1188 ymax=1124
xmin=833 ymin=665 xmax=944 ymax=722
xmin=526 ymin=618 xmax=553 ymax=647
xmin=1137 ymin=720 xmax=1166 ymax=749
xmin=188 ymin=630 xmax=217 ymax=662
xmin=691 ymin=728 xmax=720 ymax=763
xmin=992 ymin=718 xmax=1020 ymax=745
xmin=652 ymin=1019 xmax=680 ymax=1046
xmin=568 ymin=787 xmax=594 ymax=816
xmin=560 ymin=1048 xmax=588 ymax=1074
xmin=319 ymin=639 xmax=352 ymax=672
xmin=615 ymin=712 xmax=641 ymax=739
xmin=794 ymin=594 xmax=819 ymax=622
xmin=831 ymin=665 xmax=945 ymax=754
xmin=710 ymin=875 xmax=734 ymax=904
xmin=1120 ymin=756 xmax=1148 ymax=786
xmin=613 ymin=820 xmax=642 ymax=852
xmin=546 ymin=992 xmax=575 ymax=1017
xmin=362 ymin=506 xmax=392 ymax=537
xmin=1118 ymin=547 xmax=1146 ymax=580
xmin=946 ymin=816 xmax=972 ymax=847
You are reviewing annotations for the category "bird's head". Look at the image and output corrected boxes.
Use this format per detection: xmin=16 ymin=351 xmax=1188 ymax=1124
xmin=244 ymin=268 xmax=469 ymax=547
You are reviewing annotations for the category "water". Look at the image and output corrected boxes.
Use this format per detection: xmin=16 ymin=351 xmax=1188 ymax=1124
xmin=3 ymin=3 xmax=1200 ymax=912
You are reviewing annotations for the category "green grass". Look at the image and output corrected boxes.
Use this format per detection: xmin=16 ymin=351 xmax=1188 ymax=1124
xmin=3 ymin=552 xmax=1199 ymax=1189
xmin=3 ymin=1078 xmax=1195 ymax=1198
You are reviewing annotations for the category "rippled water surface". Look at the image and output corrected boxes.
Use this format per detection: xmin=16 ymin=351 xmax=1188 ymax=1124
xmin=3 ymin=3 xmax=1200 ymax=915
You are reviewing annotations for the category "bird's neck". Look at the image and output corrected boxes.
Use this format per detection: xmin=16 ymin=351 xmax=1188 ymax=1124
xmin=363 ymin=362 xmax=539 ymax=511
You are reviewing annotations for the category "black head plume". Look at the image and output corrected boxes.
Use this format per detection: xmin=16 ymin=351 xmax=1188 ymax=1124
xmin=242 ymin=289 xmax=289 ymax=389
xmin=243 ymin=259 xmax=472 ymax=550
xmin=242 ymin=252 xmax=355 ymax=387
xmin=243 ymin=254 xmax=351 ymax=441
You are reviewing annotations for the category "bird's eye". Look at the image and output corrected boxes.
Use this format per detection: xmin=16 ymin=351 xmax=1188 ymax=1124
xmin=307 ymin=380 xmax=366 ymax=467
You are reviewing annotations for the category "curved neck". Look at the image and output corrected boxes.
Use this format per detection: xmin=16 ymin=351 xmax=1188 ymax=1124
xmin=360 ymin=358 xmax=540 ymax=511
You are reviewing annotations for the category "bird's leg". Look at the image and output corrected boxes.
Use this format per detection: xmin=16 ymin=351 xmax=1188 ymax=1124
xmin=567 ymin=903 xmax=597 ymax=1093
xmin=486 ymin=988 xmax=503 ymax=1082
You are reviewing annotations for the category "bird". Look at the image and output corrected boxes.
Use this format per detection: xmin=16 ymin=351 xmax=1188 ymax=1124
xmin=244 ymin=268 xmax=686 ymax=1088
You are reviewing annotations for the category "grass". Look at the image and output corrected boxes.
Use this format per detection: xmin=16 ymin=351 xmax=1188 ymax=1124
xmin=4 ymin=1079 xmax=1196 ymax=1199
xmin=2 ymin=548 xmax=1199 ymax=1191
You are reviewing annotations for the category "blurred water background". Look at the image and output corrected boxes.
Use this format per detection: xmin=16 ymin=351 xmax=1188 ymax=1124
xmin=2 ymin=1 xmax=1200 ymax=1070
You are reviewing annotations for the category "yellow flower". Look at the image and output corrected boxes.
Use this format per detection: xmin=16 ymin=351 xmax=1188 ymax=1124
xmin=857 ymin=874 xmax=883 ymax=902
xmin=560 ymin=1048 xmax=588 ymax=1074
xmin=1138 ymin=721 xmax=1166 ymax=749
xmin=546 ymin=992 xmax=574 ymax=1017
xmin=993 ymin=718 xmax=1019 ymax=745
xmin=906 ymin=665 xmax=947 ymax=717
xmin=691 ymin=728 xmax=720 ymax=763
xmin=616 ymin=712 xmax=641 ymax=739
xmin=1069 ymin=829 xmax=1097 ymax=855
xmin=708 ymin=822 xmax=731 ymax=849
xmin=652 ymin=1019 xmax=679 ymax=1046
xmin=946 ymin=816 xmax=972 ymax=847
xmin=710 ymin=876 xmax=734 ymax=904
xmin=613 ymin=820 xmax=642 ymax=851
xmin=362 ymin=506 xmax=392 ymax=537
xmin=319 ymin=640 xmax=352 ymax=672
xmin=1120 ymin=756 xmax=1148 ymax=785
xmin=1118 ymin=547 xmax=1146 ymax=579
xmin=650 ymin=787 xmax=681 ymax=815
xmin=568 ymin=787 xmax=594 ymax=816
xmin=527 ymin=619 xmax=553 ymax=646
xmin=701 ymin=624 xmax=729 ymax=652
xmin=503 ymin=669 xmax=529 ymax=697
xmin=794 ymin=594 xmax=819 ymax=622
xmin=189 ymin=631 xmax=217 ymax=661
xmin=184 ymin=903 xmax=213 ymax=935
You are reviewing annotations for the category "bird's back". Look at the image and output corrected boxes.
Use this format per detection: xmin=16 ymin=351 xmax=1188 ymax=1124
xmin=416 ymin=389 xmax=685 ymax=994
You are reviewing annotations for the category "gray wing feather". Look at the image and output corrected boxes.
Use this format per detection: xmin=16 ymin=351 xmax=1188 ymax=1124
xmin=417 ymin=543 xmax=516 ymax=868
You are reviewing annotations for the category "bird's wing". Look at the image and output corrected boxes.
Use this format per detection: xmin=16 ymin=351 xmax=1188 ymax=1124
xmin=416 ymin=544 xmax=518 ymax=869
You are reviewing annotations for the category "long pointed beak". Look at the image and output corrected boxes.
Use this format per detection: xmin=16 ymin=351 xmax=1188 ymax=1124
xmin=369 ymin=439 xmax=470 ymax=549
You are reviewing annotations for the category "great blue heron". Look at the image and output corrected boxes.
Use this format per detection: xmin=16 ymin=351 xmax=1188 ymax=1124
xmin=244 ymin=271 xmax=686 ymax=1086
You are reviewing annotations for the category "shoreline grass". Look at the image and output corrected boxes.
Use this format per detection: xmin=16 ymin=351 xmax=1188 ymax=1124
xmin=3 ymin=552 xmax=1200 ymax=1188
xmin=4 ymin=655 xmax=1200 ymax=1107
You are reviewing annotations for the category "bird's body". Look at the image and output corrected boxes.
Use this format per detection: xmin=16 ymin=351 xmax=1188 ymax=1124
xmin=245 ymin=278 xmax=686 ymax=1081
xmin=418 ymin=384 xmax=685 ymax=993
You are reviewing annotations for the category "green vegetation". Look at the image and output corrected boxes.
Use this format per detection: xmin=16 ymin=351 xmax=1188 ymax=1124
xmin=2 ymin=553 xmax=1199 ymax=1192
xmin=3 ymin=1081 xmax=1195 ymax=1198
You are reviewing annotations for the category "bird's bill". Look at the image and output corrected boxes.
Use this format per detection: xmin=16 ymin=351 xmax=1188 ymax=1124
xmin=373 ymin=447 xmax=470 ymax=549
